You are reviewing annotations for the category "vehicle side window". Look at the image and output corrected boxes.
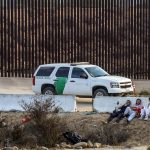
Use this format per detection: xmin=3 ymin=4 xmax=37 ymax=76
xmin=36 ymin=67 xmax=55 ymax=76
xmin=56 ymin=67 xmax=70 ymax=77
xmin=71 ymin=67 xmax=87 ymax=78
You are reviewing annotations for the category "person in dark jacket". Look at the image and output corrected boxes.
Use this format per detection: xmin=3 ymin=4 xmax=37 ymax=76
xmin=107 ymin=100 xmax=131 ymax=123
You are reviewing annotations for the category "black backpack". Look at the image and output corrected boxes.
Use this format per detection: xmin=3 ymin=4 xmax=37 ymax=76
xmin=63 ymin=131 xmax=86 ymax=144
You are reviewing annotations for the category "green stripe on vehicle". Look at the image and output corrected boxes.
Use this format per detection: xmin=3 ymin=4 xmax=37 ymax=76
xmin=54 ymin=77 xmax=68 ymax=95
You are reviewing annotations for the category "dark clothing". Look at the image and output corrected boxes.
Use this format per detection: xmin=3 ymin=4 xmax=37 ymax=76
xmin=107 ymin=104 xmax=129 ymax=123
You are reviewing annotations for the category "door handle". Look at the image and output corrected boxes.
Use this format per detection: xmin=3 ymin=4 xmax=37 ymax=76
xmin=70 ymin=80 xmax=75 ymax=82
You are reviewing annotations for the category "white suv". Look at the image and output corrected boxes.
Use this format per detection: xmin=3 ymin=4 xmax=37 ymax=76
xmin=32 ymin=62 xmax=134 ymax=97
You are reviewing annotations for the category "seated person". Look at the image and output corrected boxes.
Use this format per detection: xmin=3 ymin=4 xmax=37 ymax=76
xmin=124 ymin=98 xmax=143 ymax=123
xmin=107 ymin=100 xmax=131 ymax=123
xmin=140 ymin=97 xmax=150 ymax=121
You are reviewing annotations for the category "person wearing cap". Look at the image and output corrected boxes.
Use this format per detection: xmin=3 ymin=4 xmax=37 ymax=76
xmin=107 ymin=100 xmax=131 ymax=123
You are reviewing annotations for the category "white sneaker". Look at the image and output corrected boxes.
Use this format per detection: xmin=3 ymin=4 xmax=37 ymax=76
xmin=144 ymin=117 xmax=148 ymax=121
xmin=139 ymin=116 xmax=144 ymax=120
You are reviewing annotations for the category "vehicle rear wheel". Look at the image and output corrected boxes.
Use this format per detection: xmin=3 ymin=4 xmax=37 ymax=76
xmin=93 ymin=88 xmax=108 ymax=98
xmin=42 ymin=87 xmax=56 ymax=95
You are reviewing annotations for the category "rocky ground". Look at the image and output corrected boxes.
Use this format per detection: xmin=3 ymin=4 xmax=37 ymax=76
xmin=0 ymin=112 xmax=150 ymax=150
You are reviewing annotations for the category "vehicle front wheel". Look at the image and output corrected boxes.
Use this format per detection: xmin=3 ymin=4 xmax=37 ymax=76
xmin=42 ymin=87 xmax=56 ymax=95
xmin=93 ymin=88 xmax=108 ymax=98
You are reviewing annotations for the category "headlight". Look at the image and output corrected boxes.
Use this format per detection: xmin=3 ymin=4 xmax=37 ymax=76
xmin=110 ymin=82 xmax=119 ymax=88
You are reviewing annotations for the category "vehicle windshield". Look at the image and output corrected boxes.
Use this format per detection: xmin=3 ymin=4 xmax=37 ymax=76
xmin=85 ymin=66 xmax=109 ymax=77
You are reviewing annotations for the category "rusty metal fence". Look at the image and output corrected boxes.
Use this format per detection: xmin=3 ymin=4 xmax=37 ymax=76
xmin=0 ymin=0 xmax=150 ymax=79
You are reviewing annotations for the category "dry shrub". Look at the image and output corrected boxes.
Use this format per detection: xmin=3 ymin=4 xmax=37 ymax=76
xmin=85 ymin=123 xmax=129 ymax=145
xmin=147 ymin=145 xmax=150 ymax=150
xmin=21 ymin=96 xmax=67 ymax=147
xmin=139 ymin=90 xmax=150 ymax=96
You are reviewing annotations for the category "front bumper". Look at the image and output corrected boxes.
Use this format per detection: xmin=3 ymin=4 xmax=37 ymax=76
xmin=108 ymin=86 xmax=134 ymax=94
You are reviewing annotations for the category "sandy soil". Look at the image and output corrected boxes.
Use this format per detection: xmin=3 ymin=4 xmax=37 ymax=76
xmin=0 ymin=112 xmax=150 ymax=150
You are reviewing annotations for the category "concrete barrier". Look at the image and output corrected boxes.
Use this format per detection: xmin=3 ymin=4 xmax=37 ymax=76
xmin=0 ymin=94 xmax=77 ymax=112
xmin=93 ymin=96 xmax=149 ymax=113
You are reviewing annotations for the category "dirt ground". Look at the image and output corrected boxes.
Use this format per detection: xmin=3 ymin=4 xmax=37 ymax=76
xmin=0 ymin=112 xmax=150 ymax=149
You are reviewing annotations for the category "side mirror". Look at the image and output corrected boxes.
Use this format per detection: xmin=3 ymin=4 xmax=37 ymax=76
xmin=80 ymin=73 xmax=88 ymax=79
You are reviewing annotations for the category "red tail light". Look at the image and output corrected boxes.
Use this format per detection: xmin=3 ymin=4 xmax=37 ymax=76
xmin=32 ymin=76 xmax=35 ymax=85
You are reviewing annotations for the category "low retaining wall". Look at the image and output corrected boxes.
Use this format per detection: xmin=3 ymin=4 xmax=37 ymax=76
xmin=0 ymin=94 xmax=77 ymax=112
xmin=93 ymin=96 xmax=149 ymax=113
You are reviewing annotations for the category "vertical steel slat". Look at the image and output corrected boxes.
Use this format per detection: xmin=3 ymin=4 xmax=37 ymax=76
xmin=0 ymin=0 xmax=1 ymax=76
xmin=92 ymin=0 xmax=95 ymax=64
xmin=51 ymin=0 xmax=54 ymax=63
xmin=128 ymin=0 xmax=130 ymax=78
xmin=48 ymin=0 xmax=51 ymax=63
xmin=28 ymin=0 xmax=31 ymax=77
xmin=58 ymin=0 xmax=60 ymax=62
xmin=54 ymin=0 xmax=57 ymax=62
xmin=24 ymin=0 xmax=27 ymax=77
xmin=34 ymin=0 xmax=37 ymax=73
xmin=78 ymin=0 xmax=81 ymax=62
xmin=0 ymin=0 xmax=2 ymax=76
xmin=14 ymin=0 xmax=17 ymax=77
xmin=138 ymin=0 xmax=141 ymax=79
xmin=99 ymin=0 xmax=102 ymax=67
xmin=38 ymin=0 xmax=41 ymax=65
xmin=77 ymin=0 xmax=79 ymax=62
xmin=64 ymin=0 xmax=66 ymax=62
xmin=30 ymin=0 xmax=34 ymax=76
xmin=41 ymin=0 xmax=44 ymax=64
xmin=83 ymin=0 xmax=86 ymax=62
xmin=68 ymin=1 xmax=74 ymax=62
xmin=17 ymin=0 xmax=21 ymax=76
xmin=44 ymin=0 xmax=49 ymax=64
xmin=101 ymin=0 xmax=105 ymax=68
xmin=104 ymin=0 xmax=107 ymax=71
xmin=137 ymin=0 xmax=139 ymax=79
xmin=122 ymin=0 xmax=127 ymax=76
xmin=142 ymin=0 xmax=144 ymax=79
xmin=116 ymin=0 xmax=119 ymax=74
xmin=146 ymin=0 xmax=148 ymax=79
xmin=149 ymin=0 xmax=150 ymax=79
xmin=61 ymin=0 xmax=63 ymax=62
xmin=131 ymin=0 xmax=134 ymax=79
xmin=107 ymin=0 xmax=110 ymax=72
xmin=125 ymin=0 xmax=128 ymax=77
xmin=68 ymin=0 xmax=70 ymax=62
xmin=22 ymin=0 xmax=24 ymax=77
xmin=74 ymin=0 xmax=76 ymax=62
xmin=114 ymin=0 xmax=116 ymax=74
xmin=89 ymin=0 xmax=92 ymax=63
xmin=111 ymin=0 xmax=114 ymax=74
xmin=139 ymin=0 xmax=142 ymax=79
xmin=4 ymin=0 xmax=6 ymax=76
xmin=88 ymin=0 xmax=92 ymax=63
xmin=119 ymin=0 xmax=122 ymax=76
xmin=95 ymin=0 xmax=98 ymax=65
xmin=7 ymin=0 xmax=10 ymax=77
xmin=133 ymin=0 xmax=136 ymax=79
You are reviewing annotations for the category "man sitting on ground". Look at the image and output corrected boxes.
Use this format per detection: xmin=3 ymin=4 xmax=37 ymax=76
xmin=107 ymin=100 xmax=131 ymax=123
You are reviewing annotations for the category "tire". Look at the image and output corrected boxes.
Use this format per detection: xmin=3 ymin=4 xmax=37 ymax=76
xmin=93 ymin=88 xmax=108 ymax=98
xmin=42 ymin=87 xmax=56 ymax=95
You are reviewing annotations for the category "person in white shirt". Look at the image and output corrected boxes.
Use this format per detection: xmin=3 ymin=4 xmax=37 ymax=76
xmin=140 ymin=97 xmax=150 ymax=121
xmin=124 ymin=99 xmax=143 ymax=123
